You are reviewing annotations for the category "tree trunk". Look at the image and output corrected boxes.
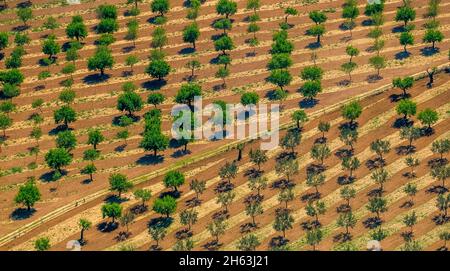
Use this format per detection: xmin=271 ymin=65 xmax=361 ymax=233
xmin=80 ymin=229 xmax=85 ymax=242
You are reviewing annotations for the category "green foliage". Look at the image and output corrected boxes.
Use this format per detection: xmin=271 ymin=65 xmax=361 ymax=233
xmin=56 ymin=130 xmax=77 ymax=151
xmin=101 ymin=202 xmax=122 ymax=223
xmin=153 ymin=195 xmax=177 ymax=217
xmin=45 ymin=148 xmax=72 ymax=175
xmin=240 ymin=92 xmax=259 ymax=106
xmin=87 ymin=46 xmax=115 ymax=76
xmin=53 ymin=105 xmax=76 ymax=128
xmin=164 ymin=170 xmax=185 ymax=192
xmin=109 ymin=173 xmax=133 ymax=197
xmin=15 ymin=178 xmax=41 ymax=211
xmin=145 ymin=59 xmax=171 ymax=81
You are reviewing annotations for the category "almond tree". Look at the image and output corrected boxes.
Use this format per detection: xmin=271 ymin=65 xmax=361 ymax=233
xmin=275 ymin=156 xmax=299 ymax=182
xmin=371 ymin=168 xmax=389 ymax=192
xmin=403 ymin=183 xmax=418 ymax=206
xmin=180 ymin=208 xmax=198 ymax=231
xmin=370 ymin=139 xmax=391 ymax=162
xmin=207 ymin=218 xmax=228 ymax=244
xmin=305 ymin=227 xmax=323 ymax=251
xmin=431 ymin=165 xmax=450 ymax=189
xmin=306 ymin=172 xmax=325 ymax=196
xmin=367 ymin=197 xmax=388 ymax=221
xmin=340 ymin=185 xmax=356 ymax=210
xmin=337 ymin=211 xmax=357 ymax=240
xmin=431 ymin=139 xmax=450 ymax=161
xmin=248 ymin=176 xmax=268 ymax=197
xmin=405 ymin=156 xmax=419 ymax=178
xmin=249 ymin=149 xmax=268 ymax=171
xmin=318 ymin=121 xmax=330 ymax=141
xmin=78 ymin=218 xmax=92 ymax=245
xmin=310 ymin=143 xmax=331 ymax=166
xmin=305 ymin=200 xmax=326 ymax=227
xmin=277 ymin=187 xmax=294 ymax=209
xmin=245 ymin=199 xmax=263 ymax=226
xmin=237 ymin=234 xmax=260 ymax=251
xmin=219 ymin=161 xmax=238 ymax=184
xmin=341 ymin=156 xmax=360 ymax=180
xmin=273 ymin=208 xmax=294 ymax=238
xmin=190 ymin=179 xmax=206 ymax=201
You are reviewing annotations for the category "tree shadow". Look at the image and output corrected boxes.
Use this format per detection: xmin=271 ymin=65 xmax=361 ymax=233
xmin=212 ymin=210 xmax=229 ymax=221
xmin=159 ymin=190 xmax=181 ymax=199
xmin=362 ymin=19 xmax=374 ymax=27
xmin=335 ymin=148 xmax=353 ymax=159
xmin=420 ymin=47 xmax=439 ymax=57
xmin=178 ymin=47 xmax=195 ymax=55
xmin=114 ymin=144 xmax=127 ymax=152
xmin=97 ymin=222 xmax=119 ymax=232
xmin=314 ymin=137 xmax=327 ymax=144
xmin=426 ymin=185 xmax=448 ymax=195
xmin=400 ymin=200 xmax=414 ymax=209
xmin=39 ymin=170 xmax=67 ymax=182
xmin=389 ymin=93 xmax=410 ymax=102
xmin=367 ymin=74 xmax=382 ymax=83
xmin=83 ymin=74 xmax=110 ymax=85
xmin=48 ymin=125 xmax=73 ymax=136
xmin=171 ymin=149 xmax=191 ymax=158
xmin=300 ymin=192 xmax=321 ymax=202
xmin=130 ymin=204 xmax=148 ymax=215
xmin=34 ymin=85 xmax=45 ymax=91
xmin=11 ymin=25 xmax=29 ymax=32
xmin=432 ymin=214 xmax=449 ymax=225
xmin=395 ymin=51 xmax=411 ymax=60
xmin=17 ymin=1 xmax=32 ymax=8
xmin=104 ymin=194 xmax=129 ymax=204
xmin=271 ymin=179 xmax=294 ymax=190
xmin=141 ymin=79 xmax=167 ymax=91
xmin=213 ymin=84 xmax=226 ymax=91
xmin=122 ymin=46 xmax=135 ymax=53
xmin=214 ymin=181 xmax=234 ymax=193
xmin=175 ymin=228 xmax=193 ymax=240
xmin=395 ymin=145 xmax=416 ymax=155
xmin=240 ymin=222 xmax=257 ymax=234
xmin=115 ymin=231 xmax=132 ymax=242
xmin=362 ymin=217 xmax=382 ymax=229
xmin=427 ymin=158 xmax=448 ymax=169
xmin=244 ymin=168 xmax=262 ymax=179
xmin=81 ymin=178 xmax=92 ymax=185
xmin=269 ymin=236 xmax=289 ymax=250
xmin=333 ymin=232 xmax=352 ymax=243
xmin=299 ymin=98 xmax=318 ymax=109
xmin=306 ymin=42 xmax=321 ymax=49
xmin=148 ymin=217 xmax=173 ymax=229
xmin=337 ymin=175 xmax=355 ymax=185
xmin=336 ymin=204 xmax=351 ymax=213
xmin=367 ymin=188 xmax=383 ymax=198
xmin=10 ymin=208 xmax=36 ymax=221
xmin=392 ymin=117 xmax=413 ymax=128
xmin=300 ymin=220 xmax=321 ymax=231
xmin=136 ymin=154 xmax=164 ymax=165
xmin=391 ymin=25 xmax=405 ymax=33
xmin=306 ymin=164 xmax=326 ymax=175
xmin=185 ymin=197 xmax=201 ymax=208
xmin=246 ymin=51 xmax=257 ymax=57
xmin=203 ymin=240 xmax=222 ymax=251
xmin=337 ymin=79 xmax=351 ymax=87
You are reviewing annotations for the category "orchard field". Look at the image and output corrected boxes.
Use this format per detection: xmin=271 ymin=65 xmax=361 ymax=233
xmin=0 ymin=0 xmax=449 ymax=251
